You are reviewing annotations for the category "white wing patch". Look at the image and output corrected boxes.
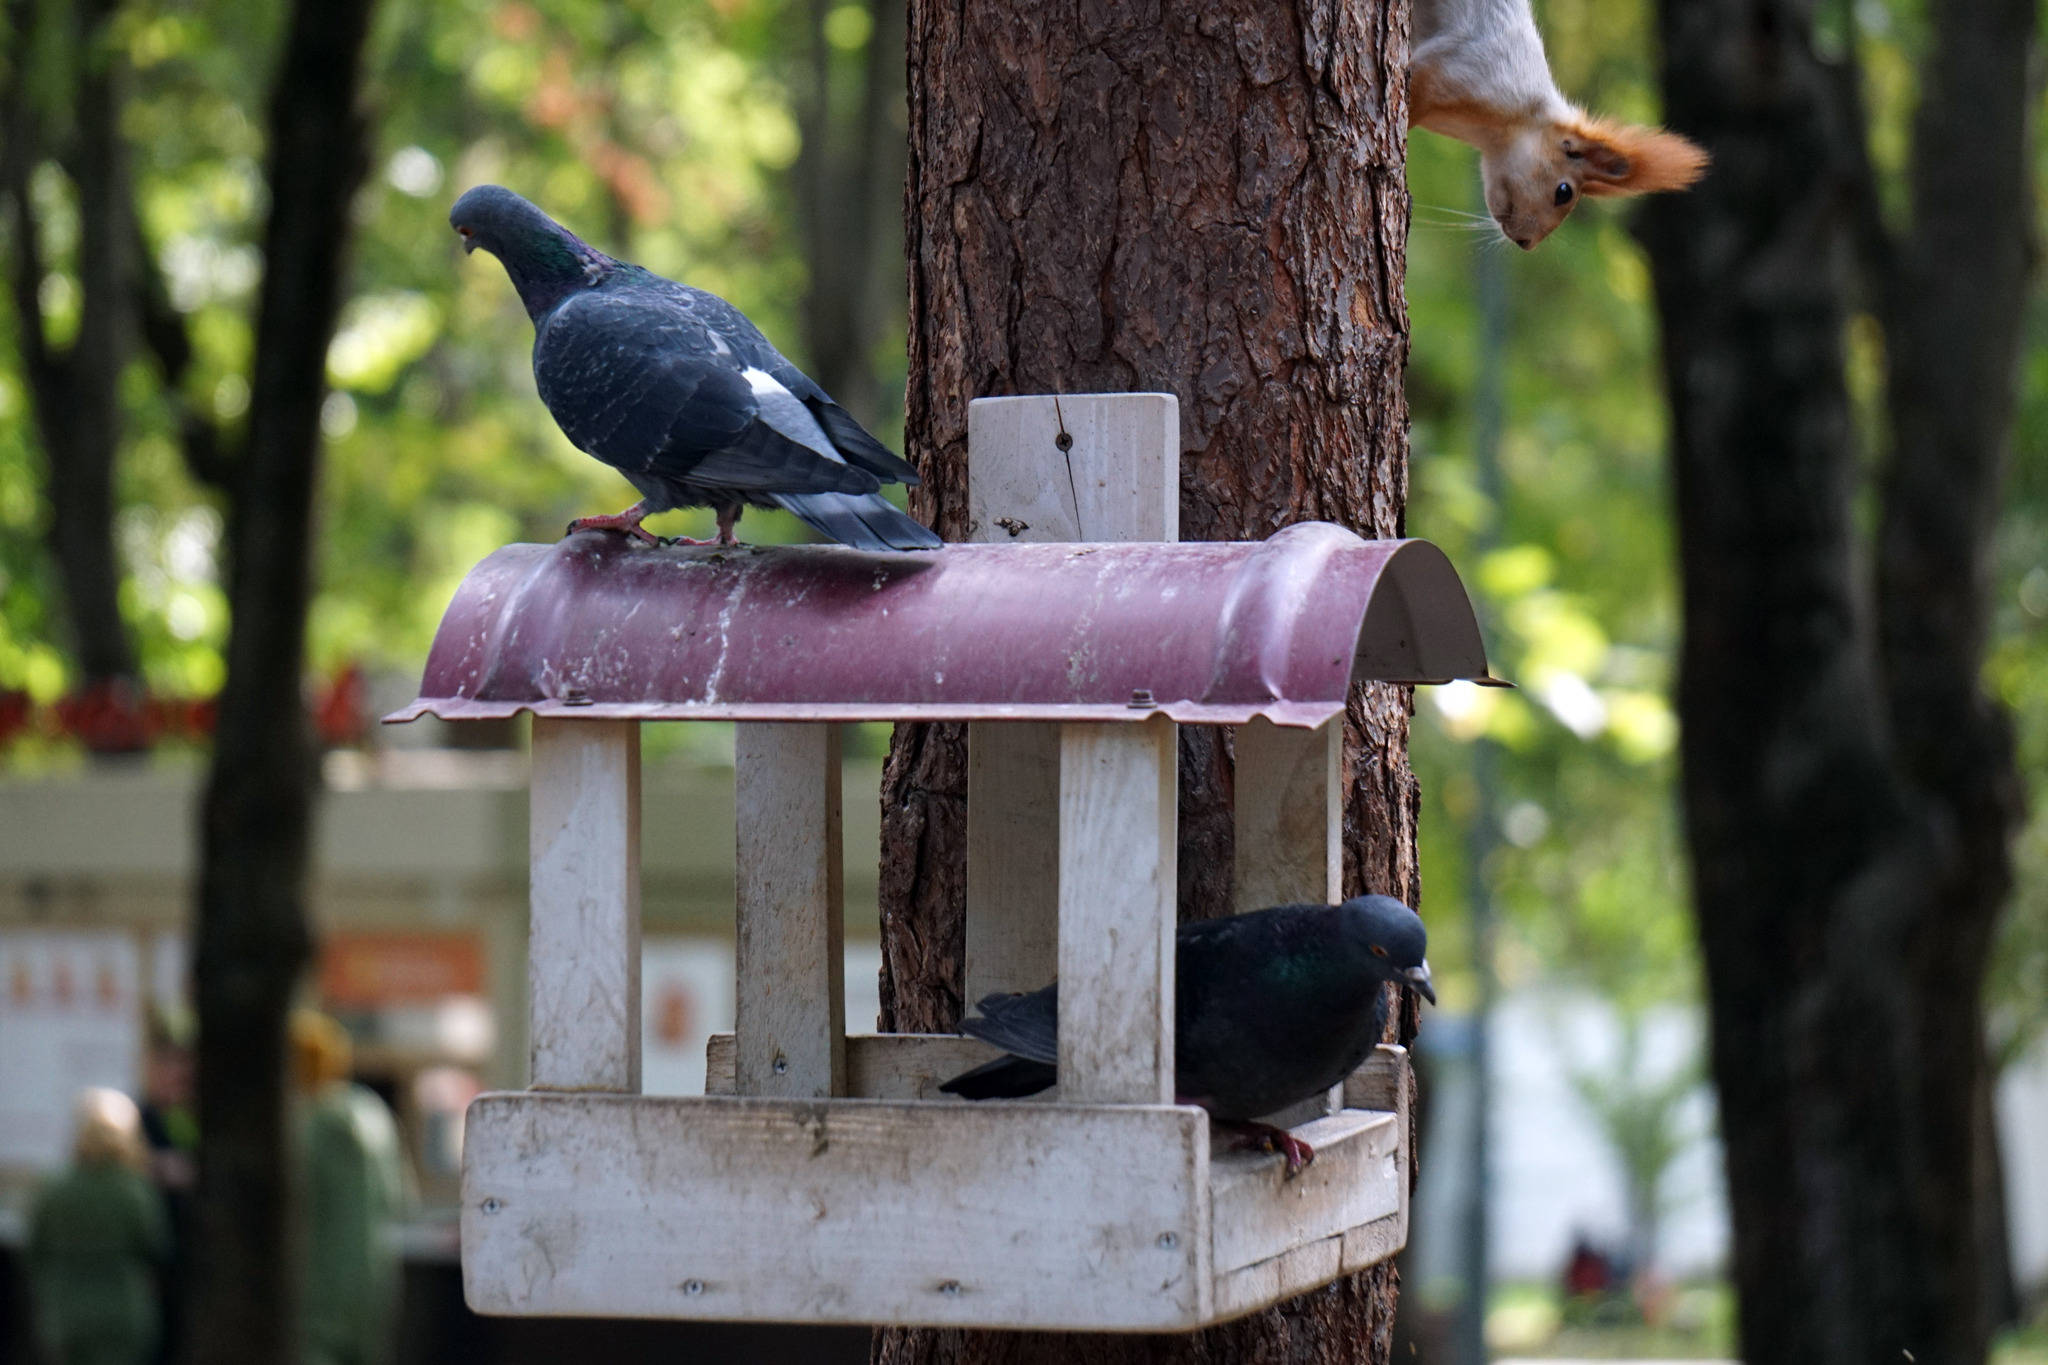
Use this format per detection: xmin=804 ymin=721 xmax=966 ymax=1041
xmin=743 ymin=366 xmax=843 ymax=464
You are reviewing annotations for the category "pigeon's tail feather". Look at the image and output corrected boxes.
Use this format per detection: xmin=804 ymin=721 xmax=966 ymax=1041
xmin=958 ymin=985 xmax=1059 ymax=1064
xmin=811 ymin=402 xmax=923 ymax=486
xmin=774 ymin=491 xmax=942 ymax=552
xmin=938 ymin=1054 xmax=1058 ymax=1101
xmin=679 ymin=423 xmax=879 ymax=495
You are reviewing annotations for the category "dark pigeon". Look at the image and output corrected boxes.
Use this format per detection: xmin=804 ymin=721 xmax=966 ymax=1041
xmin=940 ymin=894 xmax=1434 ymax=1176
xmin=449 ymin=185 xmax=940 ymax=553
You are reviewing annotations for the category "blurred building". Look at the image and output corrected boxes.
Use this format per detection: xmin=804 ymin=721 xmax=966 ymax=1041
xmin=0 ymin=713 xmax=887 ymax=1245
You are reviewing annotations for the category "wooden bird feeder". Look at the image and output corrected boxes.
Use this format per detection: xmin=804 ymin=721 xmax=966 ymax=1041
xmin=390 ymin=393 xmax=1498 ymax=1332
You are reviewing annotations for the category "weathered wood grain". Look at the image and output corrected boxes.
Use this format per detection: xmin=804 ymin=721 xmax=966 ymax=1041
xmin=734 ymin=722 xmax=846 ymax=1098
xmin=706 ymin=1032 xmax=1005 ymax=1101
xmin=1233 ymin=716 xmax=1342 ymax=913
xmin=964 ymin=393 xmax=1179 ymax=544
xmin=463 ymin=1093 xmax=1212 ymax=1330
xmin=527 ymin=718 xmax=641 ymax=1093
xmin=962 ymin=392 xmax=1182 ymax=1009
xmin=1209 ymin=1109 xmax=1401 ymax=1274
xmin=963 ymin=721 xmax=1060 ymax=1003
xmin=1057 ymin=716 xmax=1177 ymax=1106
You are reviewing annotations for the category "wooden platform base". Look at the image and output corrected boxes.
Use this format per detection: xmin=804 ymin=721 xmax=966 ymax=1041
xmin=461 ymin=1041 xmax=1410 ymax=1332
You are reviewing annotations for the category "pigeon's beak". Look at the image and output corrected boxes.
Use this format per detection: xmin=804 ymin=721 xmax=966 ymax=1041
xmin=456 ymin=226 xmax=477 ymax=253
xmin=1404 ymin=961 xmax=1436 ymax=1005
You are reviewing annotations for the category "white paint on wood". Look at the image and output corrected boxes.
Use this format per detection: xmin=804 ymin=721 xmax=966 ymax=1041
xmin=1232 ymin=716 xmax=1341 ymax=913
xmin=1208 ymin=1108 xmax=1401 ymax=1274
xmin=706 ymin=1032 xmax=1004 ymax=1102
xmin=964 ymin=722 xmax=1061 ymax=1003
xmin=733 ymin=723 xmax=845 ymax=1098
xmin=1057 ymin=716 xmax=1177 ymax=1106
xmin=528 ymin=718 xmax=641 ymax=1093
xmin=965 ymin=392 xmax=1179 ymax=544
xmin=963 ymin=393 xmax=1180 ymax=1015
xmin=463 ymin=1092 xmax=1213 ymax=1330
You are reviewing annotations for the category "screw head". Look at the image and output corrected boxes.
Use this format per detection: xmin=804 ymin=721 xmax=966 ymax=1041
xmin=1128 ymin=688 xmax=1157 ymax=709
xmin=1054 ymin=432 xmax=1074 ymax=452
xmin=481 ymin=1198 xmax=503 ymax=1215
xmin=772 ymin=1055 xmax=789 ymax=1075
xmin=1157 ymin=1231 xmax=1178 ymax=1249
xmin=561 ymin=686 xmax=592 ymax=707
xmin=938 ymin=1280 xmax=962 ymax=1297
xmin=683 ymin=1279 xmax=705 ymax=1296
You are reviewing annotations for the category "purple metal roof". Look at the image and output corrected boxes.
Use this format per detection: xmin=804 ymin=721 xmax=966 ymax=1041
xmin=387 ymin=522 xmax=1497 ymax=729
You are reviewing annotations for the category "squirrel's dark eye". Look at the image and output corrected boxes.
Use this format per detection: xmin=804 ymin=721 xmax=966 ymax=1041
xmin=1555 ymin=181 xmax=1575 ymax=207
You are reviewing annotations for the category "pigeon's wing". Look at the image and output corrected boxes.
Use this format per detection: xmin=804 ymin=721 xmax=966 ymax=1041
xmin=956 ymin=984 xmax=1058 ymax=1065
xmin=761 ymin=358 xmax=924 ymax=487
xmin=937 ymin=1054 xmax=1057 ymax=1100
xmin=647 ymin=284 xmax=924 ymax=489
xmin=809 ymin=401 xmax=923 ymax=485
xmin=535 ymin=293 xmax=874 ymax=496
xmin=772 ymin=491 xmax=942 ymax=552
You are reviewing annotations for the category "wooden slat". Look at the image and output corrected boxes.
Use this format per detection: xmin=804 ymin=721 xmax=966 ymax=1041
xmin=528 ymin=718 xmax=641 ymax=1093
xmin=962 ymin=393 xmax=1180 ymax=1017
xmin=1207 ymin=1108 xmax=1401 ymax=1274
xmin=462 ymin=1092 xmax=1212 ymax=1330
xmin=965 ymin=392 xmax=1179 ymax=544
xmin=733 ymin=723 xmax=845 ymax=1098
xmin=1057 ymin=715 xmax=1177 ymax=1105
xmin=1232 ymin=716 xmax=1341 ymax=912
xmin=964 ymin=721 xmax=1061 ymax=1002
xmin=706 ymin=1033 xmax=1005 ymax=1102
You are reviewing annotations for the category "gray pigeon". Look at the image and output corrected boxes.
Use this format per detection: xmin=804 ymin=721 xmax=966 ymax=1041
xmin=449 ymin=185 xmax=940 ymax=552
xmin=940 ymin=895 xmax=1433 ymax=1176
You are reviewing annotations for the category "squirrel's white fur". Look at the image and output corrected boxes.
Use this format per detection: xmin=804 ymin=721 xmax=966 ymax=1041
xmin=1410 ymin=0 xmax=1706 ymax=248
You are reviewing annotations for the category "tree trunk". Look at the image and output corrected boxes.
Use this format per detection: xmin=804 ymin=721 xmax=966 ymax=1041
xmin=188 ymin=1 xmax=376 ymax=1362
xmin=1638 ymin=0 xmax=2031 ymax=1354
xmin=1 ymin=0 xmax=139 ymax=692
xmin=795 ymin=0 xmax=908 ymax=428
xmin=874 ymin=1 xmax=1415 ymax=1358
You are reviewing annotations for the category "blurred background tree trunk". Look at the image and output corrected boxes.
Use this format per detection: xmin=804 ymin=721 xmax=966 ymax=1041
xmin=0 ymin=0 xmax=140 ymax=700
xmin=793 ymin=0 xmax=907 ymax=429
xmin=189 ymin=0 xmax=376 ymax=1362
xmin=1639 ymin=0 xmax=2033 ymax=1355
xmin=874 ymin=0 xmax=1416 ymax=1359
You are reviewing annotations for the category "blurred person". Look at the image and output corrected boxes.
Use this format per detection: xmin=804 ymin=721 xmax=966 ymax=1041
xmin=292 ymin=1011 xmax=408 ymax=1365
xmin=26 ymin=1088 xmax=170 ymax=1365
xmin=137 ymin=1012 xmax=197 ymax=1365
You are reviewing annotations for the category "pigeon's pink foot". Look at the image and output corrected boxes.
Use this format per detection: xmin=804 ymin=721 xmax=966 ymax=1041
xmin=714 ymin=504 xmax=746 ymax=547
xmin=1221 ymin=1120 xmax=1316 ymax=1179
xmin=567 ymin=500 xmax=660 ymax=546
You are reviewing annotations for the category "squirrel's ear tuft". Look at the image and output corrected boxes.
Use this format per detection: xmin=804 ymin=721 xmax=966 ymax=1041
xmin=1564 ymin=114 xmax=1708 ymax=197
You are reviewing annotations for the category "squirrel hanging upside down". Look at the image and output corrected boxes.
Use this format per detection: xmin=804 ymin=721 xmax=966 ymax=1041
xmin=1410 ymin=0 xmax=1707 ymax=248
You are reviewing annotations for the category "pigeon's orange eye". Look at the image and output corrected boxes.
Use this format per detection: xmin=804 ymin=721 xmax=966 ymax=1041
xmin=1371 ymin=945 xmax=1389 ymax=958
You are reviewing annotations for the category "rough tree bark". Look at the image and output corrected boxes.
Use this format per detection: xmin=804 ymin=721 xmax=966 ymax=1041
xmin=874 ymin=1 xmax=1416 ymax=1359
xmin=188 ymin=1 xmax=376 ymax=1362
xmin=1638 ymin=0 xmax=2033 ymax=1355
xmin=0 ymin=0 xmax=140 ymax=694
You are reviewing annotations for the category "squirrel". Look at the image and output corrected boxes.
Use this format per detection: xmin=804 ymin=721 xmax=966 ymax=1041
xmin=1409 ymin=0 xmax=1707 ymax=249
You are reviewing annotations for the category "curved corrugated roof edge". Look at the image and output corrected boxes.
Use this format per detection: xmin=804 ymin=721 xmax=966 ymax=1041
xmin=386 ymin=521 xmax=1503 ymax=730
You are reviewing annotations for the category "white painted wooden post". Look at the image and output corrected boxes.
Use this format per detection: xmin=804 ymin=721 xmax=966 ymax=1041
xmin=528 ymin=717 xmax=641 ymax=1093
xmin=963 ymin=722 xmax=1060 ymax=1001
xmin=1057 ymin=714 xmax=1177 ymax=1105
xmin=1232 ymin=716 xmax=1342 ymax=912
xmin=1234 ymin=715 xmax=1346 ymax=1121
xmin=734 ymin=722 xmax=846 ymax=1098
xmin=965 ymin=393 xmax=1178 ymax=1006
